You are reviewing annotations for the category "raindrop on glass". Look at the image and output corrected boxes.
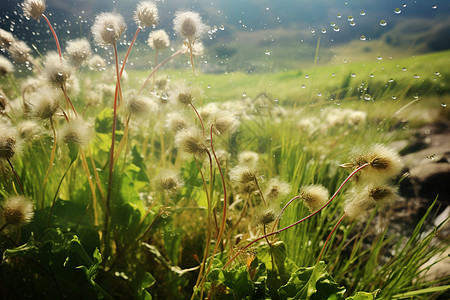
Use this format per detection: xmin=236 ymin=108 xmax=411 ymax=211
xmin=402 ymin=67 xmax=407 ymax=71
xmin=434 ymin=72 xmax=440 ymax=76
xmin=389 ymin=78 xmax=394 ymax=82
xmin=380 ymin=20 xmax=387 ymax=27
xmin=337 ymin=14 xmax=342 ymax=19
xmin=219 ymin=25 xmax=225 ymax=30
xmin=369 ymin=74 xmax=374 ymax=78
xmin=360 ymin=35 xmax=366 ymax=41
xmin=348 ymin=16 xmax=354 ymax=21
xmin=364 ymin=94 xmax=372 ymax=101
xmin=394 ymin=8 xmax=401 ymax=14
xmin=301 ymin=84 xmax=306 ymax=88
xmin=441 ymin=103 xmax=447 ymax=107
xmin=392 ymin=96 xmax=397 ymax=100
xmin=349 ymin=21 xmax=356 ymax=26
xmin=242 ymin=92 xmax=247 ymax=97
xmin=360 ymin=11 xmax=366 ymax=16
xmin=330 ymin=22 xmax=336 ymax=27
xmin=265 ymin=50 xmax=271 ymax=55
xmin=305 ymin=74 xmax=310 ymax=78
xmin=432 ymin=5 xmax=437 ymax=9
xmin=351 ymin=73 xmax=356 ymax=77
xmin=321 ymin=29 xmax=327 ymax=34
xmin=413 ymin=74 xmax=420 ymax=79
xmin=333 ymin=26 xmax=340 ymax=32
xmin=376 ymin=56 xmax=382 ymax=60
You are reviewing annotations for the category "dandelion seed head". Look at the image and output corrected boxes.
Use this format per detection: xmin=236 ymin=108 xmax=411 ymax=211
xmin=148 ymin=29 xmax=170 ymax=50
xmin=265 ymin=178 xmax=291 ymax=200
xmin=0 ymin=123 xmax=20 ymax=160
xmin=135 ymin=1 xmax=159 ymax=28
xmin=238 ymin=151 xmax=259 ymax=169
xmin=22 ymin=0 xmax=46 ymax=20
xmin=155 ymin=170 xmax=183 ymax=193
xmin=17 ymin=120 xmax=42 ymax=141
xmin=59 ymin=118 xmax=92 ymax=147
xmin=1 ymin=196 xmax=34 ymax=228
xmin=43 ymin=52 xmax=72 ymax=87
xmin=65 ymin=38 xmax=92 ymax=66
xmin=229 ymin=165 xmax=257 ymax=184
xmin=0 ymin=29 xmax=15 ymax=49
xmin=88 ymin=54 xmax=106 ymax=71
xmin=125 ymin=90 xmax=158 ymax=117
xmin=300 ymin=184 xmax=329 ymax=213
xmin=92 ymin=12 xmax=126 ymax=46
xmin=165 ymin=112 xmax=190 ymax=133
xmin=211 ymin=110 xmax=239 ymax=136
xmin=174 ymin=127 xmax=207 ymax=157
xmin=28 ymin=85 xmax=60 ymax=119
xmin=173 ymin=11 xmax=208 ymax=42
xmin=8 ymin=40 xmax=31 ymax=63
xmin=0 ymin=56 xmax=14 ymax=76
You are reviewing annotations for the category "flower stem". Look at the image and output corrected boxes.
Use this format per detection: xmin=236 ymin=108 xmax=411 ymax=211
xmin=316 ymin=214 xmax=346 ymax=263
xmin=6 ymin=158 xmax=24 ymax=195
xmin=42 ymin=14 xmax=62 ymax=60
xmin=41 ymin=117 xmax=57 ymax=208
xmin=222 ymin=162 xmax=369 ymax=269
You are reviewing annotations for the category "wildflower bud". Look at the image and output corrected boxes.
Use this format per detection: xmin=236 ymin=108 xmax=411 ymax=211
xmin=134 ymin=1 xmax=159 ymax=28
xmin=92 ymin=12 xmax=126 ymax=46
xmin=65 ymin=38 xmax=92 ymax=66
xmin=1 ymin=196 xmax=34 ymax=228
xmin=174 ymin=127 xmax=208 ymax=157
xmin=264 ymin=178 xmax=291 ymax=200
xmin=22 ymin=0 xmax=46 ymax=20
xmin=0 ymin=123 xmax=20 ymax=160
xmin=17 ymin=120 xmax=42 ymax=141
xmin=155 ymin=170 xmax=183 ymax=193
xmin=59 ymin=118 xmax=92 ymax=147
xmin=177 ymin=91 xmax=193 ymax=106
xmin=0 ymin=56 xmax=14 ymax=76
xmin=173 ymin=11 xmax=208 ymax=42
xmin=165 ymin=112 xmax=190 ymax=133
xmin=300 ymin=184 xmax=329 ymax=213
xmin=28 ymin=85 xmax=60 ymax=119
xmin=43 ymin=52 xmax=72 ymax=87
xmin=238 ymin=151 xmax=259 ymax=169
xmin=346 ymin=144 xmax=403 ymax=183
xmin=344 ymin=185 xmax=399 ymax=219
xmin=0 ymin=29 xmax=15 ymax=49
xmin=8 ymin=40 xmax=31 ymax=63
xmin=148 ymin=30 xmax=170 ymax=51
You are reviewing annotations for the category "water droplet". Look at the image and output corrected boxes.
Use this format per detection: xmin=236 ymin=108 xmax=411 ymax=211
xmin=348 ymin=16 xmax=354 ymax=21
xmin=321 ymin=28 xmax=327 ymax=34
xmin=333 ymin=26 xmax=340 ymax=32
xmin=207 ymin=84 xmax=211 ymax=89
xmin=402 ymin=67 xmax=407 ymax=71
xmin=301 ymin=84 xmax=306 ymax=88
xmin=160 ymin=92 xmax=169 ymax=100
xmin=376 ymin=55 xmax=382 ymax=60
xmin=359 ymin=35 xmax=366 ymax=41
xmin=265 ymin=50 xmax=271 ymax=55
xmin=310 ymin=29 xmax=316 ymax=34
xmin=317 ymin=92 xmax=322 ymax=96
xmin=364 ymin=94 xmax=372 ymax=101
xmin=380 ymin=20 xmax=387 ymax=26
xmin=369 ymin=74 xmax=374 ymax=78
xmin=219 ymin=25 xmax=225 ymax=30
xmin=432 ymin=5 xmax=437 ymax=9
xmin=242 ymin=92 xmax=247 ymax=97
xmin=337 ymin=14 xmax=342 ymax=19
xmin=305 ymin=74 xmax=310 ymax=79
xmin=349 ymin=21 xmax=356 ymax=26
xmin=330 ymin=22 xmax=336 ymax=27
xmin=394 ymin=8 xmax=401 ymax=14
xmin=392 ymin=96 xmax=397 ymax=100
xmin=434 ymin=71 xmax=440 ymax=75
xmin=331 ymin=73 xmax=336 ymax=76
xmin=388 ymin=78 xmax=394 ymax=83
xmin=413 ymin=74 xmax=420 ymax=79
xmin=441 ymin=103 xmax=447 ymax=107
xmin=351 ymin=73 xmax=356 ymax=78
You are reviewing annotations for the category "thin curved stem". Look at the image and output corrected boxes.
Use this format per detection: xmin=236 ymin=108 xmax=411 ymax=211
xmin=190 ymin=102 xmax=205 ymax=134
xmin=42 ymin=14 xmax=62 ymax=60
xmin=41 ymin=117 xmax=57 ymax=208
xmin=61 ymin=83 xmax=78 ymax=118
xmin=139 ymin=50 xmax=183 ymax=95
xmin=271 ymin=195 xmax=301 ymax=232
xmin=6 ymin=158 xmax=24 ymax=195
xmin=316 ymin=214 xmax=346 ymax=263
xmin=222 ymin=162 xmax=370 ymax=269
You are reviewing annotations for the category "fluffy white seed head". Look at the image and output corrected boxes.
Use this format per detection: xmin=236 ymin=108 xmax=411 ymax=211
xmin=181 ymin=41 xmax=204 ymax=57
xmin=345 ymin=144 xmax=404 ymax=183
xmin=27 ymin=85 xmax=60 ymax=119
xmin=154 ymin=170 xmax=183 ymax=193
xmin=229 ymin=165 xmax=258 ymax=194
xmin=8 ymin=40 xmax=31 ymax=63
xmin=238 ymin=151 xmax=259 ymax=169
xmin=148 ymin=29 xmax=170 ymax=50
xmin=344 ymin=185 xmax=399 ymax=219
xmin=165 ymin=112 xmax=190 ymax=133
xmin=65 ymin=38 xmax=92 ymax=66
xmin=264 ymin=178 xmax=291 ymax=200
xmin=174 ymin=127 xmax=208 ymax=157
xmin=211 ymin=110 xmax=239 ymax=136
xmin=124 ymin=90 xmax=158 ymax=117
xmin=22 ymin=0 xmax=46 ymax=20
xmin=173 ymin=11 xmax=208 ymax=42
xmin=59 ymin=118 xmax=92 ymax=147
xmin=300 ymin=184 xmax=329 ymax=213
xmin=1 ymin=196 xmax=34 ymax=228
xmin=92 ymin=12 xmax=126 ymax=46
xmin=0 ymin=56 xmax=14 ymax=76
xmin=134 ymin=1 xmax=159 ymax=28
xmin=0 ymin=29 xmax=15 ymax=49
xmin=88 ymin=54 xmax=106 ymax=71
xmin=43 ymin=52 xmax=72 ymax=87
xmin=17 ymin=120 xmax=43 ymax=141
xmin=0 ymin=123 xmax=20 ymax=160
